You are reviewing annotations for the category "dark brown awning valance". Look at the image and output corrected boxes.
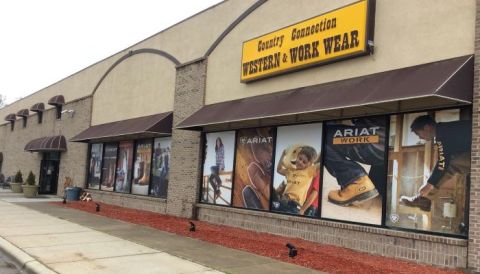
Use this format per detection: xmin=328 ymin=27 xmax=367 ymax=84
xmin=5 ymin=114 xmax=16 ymax=122
xmin=48 ymin=95 xmax=65 ymax=106
xmin=178 ymin=55 xmax=473 ymax=131
xmin=25 ymin=135 xmax=67 ymax=152
xmin=16 ymin=109 xmax=29 ymax=118
xmin=30 ymin=103 xmax=45 ymax=112
xmin=71 ymin=112 xmax=173 ymax=143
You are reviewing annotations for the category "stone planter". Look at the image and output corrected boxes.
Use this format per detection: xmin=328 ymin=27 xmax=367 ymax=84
xmin=10 ymin=182 xmax=23 ymax=193
xmin=22 ymin=185 xmax=39 ymax=198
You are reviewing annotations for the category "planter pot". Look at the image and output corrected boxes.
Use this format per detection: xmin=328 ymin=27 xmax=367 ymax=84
xmin=22 ymin=185 xmax=39 ymax=198
xmin=10 ymin=182 xmax=23 ymax=193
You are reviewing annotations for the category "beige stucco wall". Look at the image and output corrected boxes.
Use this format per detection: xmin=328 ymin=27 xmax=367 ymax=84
xmin=91 ymin=53 xmax=176 ymax=125
xmin=0 ymin=0 xmax=258 ymax=123
xmin=205 ymin=0 xmax=476 ymax=104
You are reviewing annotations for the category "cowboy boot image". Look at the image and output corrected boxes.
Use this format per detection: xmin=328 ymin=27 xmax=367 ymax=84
xmin=328 ymin=175 xmax=379 ymax=206
xmin=139 ymin=157 xmax=149 ymax=185
xmin=399 ymin=195 xmax=432 ymax=212
xmin=247 ymin=162 xmax=268 ymax=193
xmin=242 ymin=185 xmax=262 ymax=209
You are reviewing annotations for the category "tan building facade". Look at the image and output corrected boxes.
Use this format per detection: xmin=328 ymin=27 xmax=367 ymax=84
xmin=1 ymin=0 xmax=479 ymax=271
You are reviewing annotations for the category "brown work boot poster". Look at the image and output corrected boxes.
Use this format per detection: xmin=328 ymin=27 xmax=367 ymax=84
xmin=321 ymin=116 xmax=387 ymax=225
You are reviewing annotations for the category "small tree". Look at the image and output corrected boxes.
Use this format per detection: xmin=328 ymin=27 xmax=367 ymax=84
xmin=26 ymin=171 xmax=36 ymax=186
xmin=14 ymin=170 xmax=23 ymax=184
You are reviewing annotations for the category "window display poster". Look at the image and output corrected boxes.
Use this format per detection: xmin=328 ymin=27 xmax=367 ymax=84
xmin=100 ymin=143 xmax=118 ymax=192
xmin=150 ymin=138 xmax=171 ymax=198
xmin=272 ymin=123 xmax=322 ymax=216
xmin=88 ymin=143 xmax=103 ymax=190
xmin=386 ymin=108 xmax=470 ymax=235
xmin=132 ymin=140 xmax=152 ymax=195
xmin=321 ymin=117 xmax=387 ymax=225
xmin=232 ymin=127 xmax=274 ymax=210
xmin=115 ymin=141 xmax=134 ymax=193
xmin=201 ymin=131 xmax=235 ymax=205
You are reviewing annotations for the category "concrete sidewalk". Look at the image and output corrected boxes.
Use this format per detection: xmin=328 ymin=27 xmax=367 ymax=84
xmin=0 ymin=191 xmax=320 ymax=274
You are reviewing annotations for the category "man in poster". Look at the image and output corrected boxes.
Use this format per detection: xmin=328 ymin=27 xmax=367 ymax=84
xmin=324 ymin=117 xmax=386 ymax=206
xmin=400 ymin=115 xmax=471 ymax=211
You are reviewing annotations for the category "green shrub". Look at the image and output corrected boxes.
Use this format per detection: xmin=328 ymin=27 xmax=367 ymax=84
xmin=14 ymin=170 xmax=23 ymax=184
xmin=26 ymin=171 xmax=36 ymax=186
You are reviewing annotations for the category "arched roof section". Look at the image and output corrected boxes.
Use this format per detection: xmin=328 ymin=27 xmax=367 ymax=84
xmin=92 ymin=48 xmax=180 ymax=96
xmin=91 ymin=48 xmax=178 ymax=125
xmin=204 ymin=0 xmax=267 ymax=57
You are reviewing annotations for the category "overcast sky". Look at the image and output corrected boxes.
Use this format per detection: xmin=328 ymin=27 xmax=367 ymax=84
xmin=0 ymin=0 xmax=223 ymax=104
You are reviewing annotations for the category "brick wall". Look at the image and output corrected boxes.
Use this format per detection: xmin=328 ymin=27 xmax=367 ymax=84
xmin=0 ymin=97 xmax=91 ymax=195
xmin=166 ymin=59 xmax=207 ymax=218
xmin=468 ymin=1 xmax=480 ymax=272
xmin=89 ymin=189 xmax=167 ymax=213
xmin=197 ymin=204 xmax=468 ymax=268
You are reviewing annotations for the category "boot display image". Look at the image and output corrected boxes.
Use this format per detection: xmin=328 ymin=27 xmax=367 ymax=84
xmin=321 ymin=117 xmax=387 ymax=225
xmin=272 ymin=123 xmax=322 ymax=216
xmin=201 ymin=132 xmax=234 ymax=206
xmin=233 ymin=127 xmax=274 ymax=210
xmin=132 ymin=140 xmax=152 ymax=195
xmin=87 ymin=143 xmax=103 ymax=190
xmin=386 ymin=109 xmax=470 ymax=236
xmin=115 ymin=141 xmax=133 ymax=193
xmin=100 ymin=143 xmax=118 ymax=192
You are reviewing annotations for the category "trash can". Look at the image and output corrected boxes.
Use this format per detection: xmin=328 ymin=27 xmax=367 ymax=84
xmin=65 ymin=187 xmax=82 ymax=201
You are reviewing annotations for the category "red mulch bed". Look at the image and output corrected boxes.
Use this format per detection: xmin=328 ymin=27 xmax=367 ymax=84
xmin=50 ymin=201 xmax=464 ymax=274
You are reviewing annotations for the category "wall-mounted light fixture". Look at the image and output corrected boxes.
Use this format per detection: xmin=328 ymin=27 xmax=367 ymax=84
xmin=60 ymin=109 xmax=75 ymax=118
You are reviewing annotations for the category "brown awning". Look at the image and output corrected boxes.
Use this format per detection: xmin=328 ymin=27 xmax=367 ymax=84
xmin=25 ymin=135 xmax=67 ymax=152
xmin=71 ymin=112 xmax=173 ymax=143
xmin=48 ymin=95 xmax=65 ymax=106
xmin=16 ymin=109 xmax=29 ymax=118
xmin=30 ymin=103 xmax=45 ymax=112
xmin=4 ymin=114 xmax=16 ymax=122
xmin=178 ymin=55 xmax=473 ymax=131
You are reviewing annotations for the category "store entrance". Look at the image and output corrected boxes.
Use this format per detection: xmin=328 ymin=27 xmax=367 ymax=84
xmin=39 ymin=152 xmax=60 ymax=194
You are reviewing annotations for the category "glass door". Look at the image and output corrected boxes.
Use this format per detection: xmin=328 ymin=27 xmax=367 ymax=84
xmin=39 ymin=152 xmax=60 ymax=194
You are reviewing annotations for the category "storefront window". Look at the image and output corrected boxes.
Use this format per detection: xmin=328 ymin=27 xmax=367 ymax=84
xmin=132 ymin=139 xmax=152 ymax=195
xmin=272 ymin=123 xmax=322 ymax=217
xmin=150 ymin=137 xmax=171 ymax=198
xmin=232 ymin=127 xmax=274 ymax=211
xmin=100 ymin=143 xmax=117 ymax=192
xmin=200 ymin=107 xmax=471 ymax=238
xmin=115 ymin=141 xmax=134 ymax=193
xmin=386 ymin=108 xmax=470 ymax=236
xmin=320 ymin=117 xmax=387 ymax=225
xmin=88 ymin=143 xmax=103 ymax=190
xmin=201 ymin=131 xmax=235 ymax=205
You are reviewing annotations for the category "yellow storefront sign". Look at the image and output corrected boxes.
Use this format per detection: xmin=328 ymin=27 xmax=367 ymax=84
xmin=241 ymin=0 xmax=374 ymax=82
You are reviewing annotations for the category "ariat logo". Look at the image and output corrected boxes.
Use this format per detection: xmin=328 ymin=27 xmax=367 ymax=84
xmin=332 ymin=127 xmax=381 ymax=145
xmin=358 ymin=186 xmax=366 ymax=192
xmin=240 ymin=136 xmax=273 ymax=145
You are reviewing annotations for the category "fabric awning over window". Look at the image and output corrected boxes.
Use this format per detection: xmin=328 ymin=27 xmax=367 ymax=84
xmin=4 ymin=114 xmax=16 ymax=122
xmin=25 ymin=135 xmax=67 ymax=152
xmin=71 ymin=112 xmax=173 ymax=143
xmin=16 ymin=109 xmax=29 ymax=118
xmin=178 ymin=55 xmax=473 ymax=131
xmin=48 ymin=95 xmax=65 ymax=106
xmin=30 ymin=103 xmax=45 ymax=112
